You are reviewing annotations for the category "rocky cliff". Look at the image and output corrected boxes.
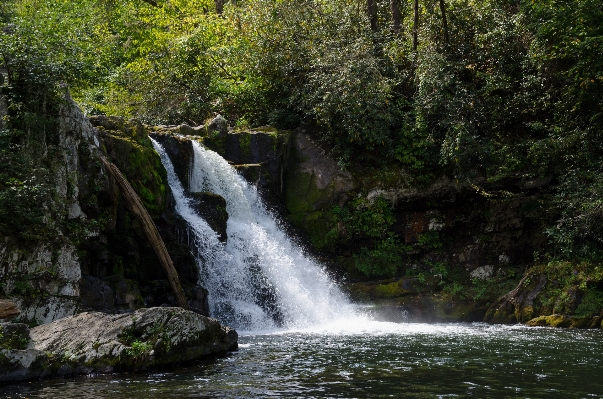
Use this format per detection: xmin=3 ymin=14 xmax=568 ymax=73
xmin=0 ymin=91 xmax=209 ymax=325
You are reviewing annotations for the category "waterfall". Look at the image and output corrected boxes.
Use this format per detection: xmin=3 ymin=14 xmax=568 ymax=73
xmin=152 ymin=138 xmax=357 ymax=331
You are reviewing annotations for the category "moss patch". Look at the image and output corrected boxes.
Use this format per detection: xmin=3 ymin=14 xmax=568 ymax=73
xmin=96 ymin=120 xmax=168 ymax=218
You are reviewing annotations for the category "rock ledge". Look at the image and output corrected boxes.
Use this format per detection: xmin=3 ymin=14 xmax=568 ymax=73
xmin=0 ymin=307 xmax=237 ymax=382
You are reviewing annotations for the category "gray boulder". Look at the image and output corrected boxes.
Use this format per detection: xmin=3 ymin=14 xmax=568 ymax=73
xmin=0 ymin=307 xmax=237 ymax=382
xmin=207 ymin=115 xmax=228 ymax=139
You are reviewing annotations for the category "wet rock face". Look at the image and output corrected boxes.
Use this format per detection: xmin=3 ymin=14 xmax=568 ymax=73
xmin=189 ymin=285 xmax=210 ymax=316
xmin=283 ymin=130 xmax=357 ymax=249
xmin=0 ymin=307 xmax=237 ymax=382
xmin=205 ymin=127 xmax=292 ymax=200
xmin=150 ymin=131 xmax=194 ymax=191
xmin=189 ymin=192 xmax=229 ymax=242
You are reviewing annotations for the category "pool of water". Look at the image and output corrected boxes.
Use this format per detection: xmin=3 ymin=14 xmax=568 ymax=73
xmin=2 ymin=322 xmax=602 ymax=398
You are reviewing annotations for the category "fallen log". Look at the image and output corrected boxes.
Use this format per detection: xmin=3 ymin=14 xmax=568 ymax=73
xmin=100 ymin=157 xmax=189 ymax=310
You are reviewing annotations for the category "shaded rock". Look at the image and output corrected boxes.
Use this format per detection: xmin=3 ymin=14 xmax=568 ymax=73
xmin=176 ymin=124 xmax=195 ymax=136
xmin=283 ymin=130 xmax=355 ymax=249
xmin=0 ymin=300 xmax=19 ymax=320
xmin=189 ymin=285 xmax=210 ymax=316
xmin=205 ymin=126 xmax=291 ymax=199
xmin=0 ymin=323 xmax=30 ymax=350
xmin=79 ymin=276 xmax=114 ymax=311
xmin=470 ymin=265 xmax=494 ymax=280
xmin=207 ymin=115 xmax=228 ymax=139
xmin=0 ymin=307 xmax=237 ymax=382
xmin=189 ymin=192 xmax=228 ymax=242
xmin=234 ymin=164 xmax=262 ymax=186
xmin=362 ymin=295 xmax=487 ymax=323
xmin=149 ymin=131 xmax=194 ymax=190
xmin=109 ymin=276 xmax=144 ymax=310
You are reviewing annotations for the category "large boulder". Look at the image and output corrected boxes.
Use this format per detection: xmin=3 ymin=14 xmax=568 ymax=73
xmin=0 ymin=307 xmax=237 ymax=382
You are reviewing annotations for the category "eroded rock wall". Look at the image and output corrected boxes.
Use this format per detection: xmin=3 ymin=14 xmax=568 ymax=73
xmin=0 ymin=96 xmax=209 ymax=325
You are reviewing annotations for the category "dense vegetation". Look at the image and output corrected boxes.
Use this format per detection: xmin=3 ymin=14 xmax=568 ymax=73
xmin=1 ymin=0 xmax=602 ymax=279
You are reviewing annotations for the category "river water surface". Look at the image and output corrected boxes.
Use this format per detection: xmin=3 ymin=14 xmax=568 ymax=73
xmin=2 ymin=322 xmax=602 ymax=398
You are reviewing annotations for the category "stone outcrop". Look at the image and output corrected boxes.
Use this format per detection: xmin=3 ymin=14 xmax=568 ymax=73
xmin=0 ymin=307 xmax=237 ymax=382
xmin=150 ymin=131 xmax=194 ymax=190
xmin=284 ymin=130 xmax=356 ymax=248
xmin=0 ymin=92 xmax=102 ymax=324
xmin=485 ymin=274 xmax=548 ymax=324
xmin=189 ymin=193 xmax=229 ymax=242
xmin=483 ymin=261 xmax=603 ymax=328
xmin=204 ymin=126 xmax=292 ymax=200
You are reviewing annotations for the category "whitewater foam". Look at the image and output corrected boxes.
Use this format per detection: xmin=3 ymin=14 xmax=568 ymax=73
xmin=152 ymin=138 xmax=358 ymax=331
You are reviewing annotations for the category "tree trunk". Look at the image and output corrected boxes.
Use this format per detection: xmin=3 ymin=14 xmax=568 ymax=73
xmin=391 ymin=0 xmax=401 ymax=35
xmin=100 ymin=157 xmax=190 ymax=310
xmin=215 ymin=0 xmax=224 ymax=14
xmin=367 ymin=0 xmax=379 ymax=32
xmin=439 ymin=0 xmax=449 ymax=44
xmin=413 ymin=0 xmax=419 ymax=50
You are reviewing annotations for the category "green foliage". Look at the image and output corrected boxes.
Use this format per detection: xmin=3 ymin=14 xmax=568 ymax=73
xmin=334 ymin=196 xmax=395 ymax=239
xmin=334 ymin=196 xmax=405 ymax=277
xmin=417 ymin=231 xmax=443 ymax=251
xmin=574 ymin=289 xmax=603 ymax=318
xmin=354 ymin=234 xmax=402 ymax=278
xmin=523 ymin=261 xmax=603 ymax=316
xmin=0 ymin=326 xmax=30 ymax=351
xmin=125 ymin=340 xmax=153 ymax=358
xmin=2 ymin=0 xmax=603 ymax=264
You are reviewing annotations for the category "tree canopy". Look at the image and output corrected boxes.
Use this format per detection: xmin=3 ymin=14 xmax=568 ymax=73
xmin=1 ymin=0 xmax=602 ymax=260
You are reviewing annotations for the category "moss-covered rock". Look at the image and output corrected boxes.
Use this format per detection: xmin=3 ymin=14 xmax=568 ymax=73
xmin=91 ymin=116 xmax=168 ymax=218
xmin=233 ymin=164 xmax=262 ymax=186
xmin=485 ymin=261 xmax=603 ymax=326
xmin=149 ymin=131 xmax=194 ymax=191
xmin=283 ymin=131 xmax=355 ymax=249
xmin=0 ymin=307 xmax=237 ymax=382
xmin=204 ymin=126 xmax=291 ymax=200
xmin=484 ymin=274 xmax=547 ymax=324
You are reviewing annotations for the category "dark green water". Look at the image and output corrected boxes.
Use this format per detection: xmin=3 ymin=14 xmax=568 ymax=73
xmin=1 ymin=323 xmax=602 ymax=398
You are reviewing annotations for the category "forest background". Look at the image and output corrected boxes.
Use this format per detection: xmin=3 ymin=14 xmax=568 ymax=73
xmin=1 ymin=0 xmax=602 ymax=295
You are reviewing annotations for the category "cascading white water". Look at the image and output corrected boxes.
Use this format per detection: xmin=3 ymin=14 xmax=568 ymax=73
xmin=152 ymin=138 xmax=358 ymax=331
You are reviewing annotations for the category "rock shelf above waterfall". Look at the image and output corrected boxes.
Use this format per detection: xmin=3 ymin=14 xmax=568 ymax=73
xmin=0 ymin=307 xmax=237 ymax=382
